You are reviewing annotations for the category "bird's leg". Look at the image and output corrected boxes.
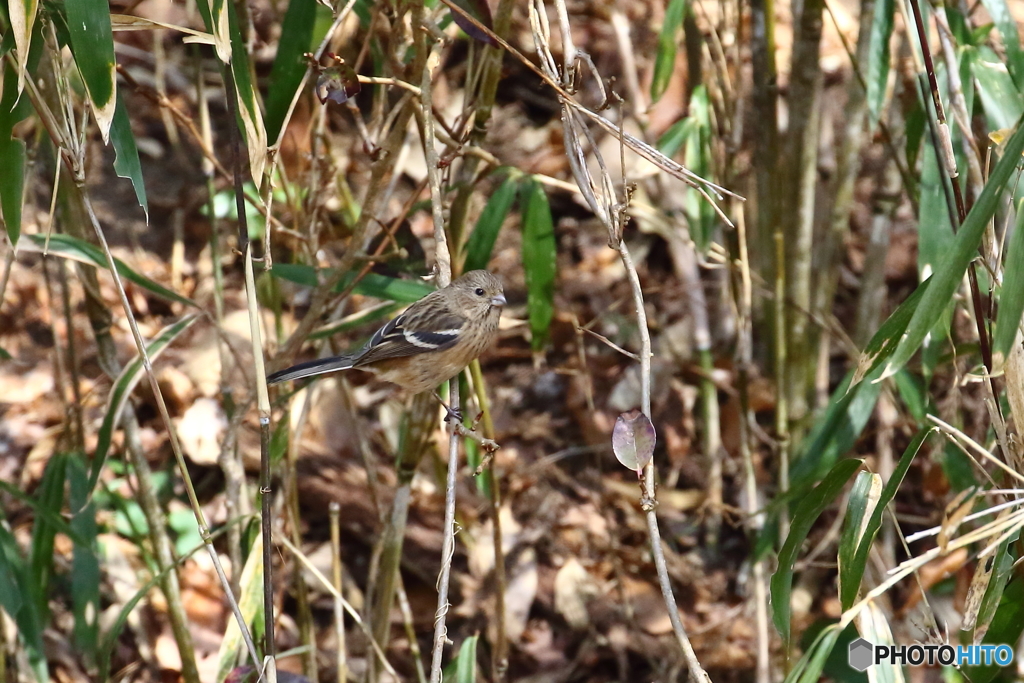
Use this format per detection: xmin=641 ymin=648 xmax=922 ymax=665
xmin=432 ymin=390 xmax=463 ymax=423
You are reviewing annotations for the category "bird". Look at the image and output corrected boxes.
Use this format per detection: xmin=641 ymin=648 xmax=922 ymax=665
xmin=267 ymin=270 xmax=506 ymax=395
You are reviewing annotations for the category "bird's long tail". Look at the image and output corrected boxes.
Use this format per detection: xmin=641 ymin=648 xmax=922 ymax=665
xmin=266 ymin=355 xmax=356 ymax=384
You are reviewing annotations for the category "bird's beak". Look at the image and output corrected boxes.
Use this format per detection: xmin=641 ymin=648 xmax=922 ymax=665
xmin=491 ymin=294 xmax=507 ymax=308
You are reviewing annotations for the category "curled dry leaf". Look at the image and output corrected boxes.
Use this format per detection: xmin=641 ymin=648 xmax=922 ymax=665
xmin=612 ymin=409 xmax=656 ymax=475
xmin=315 ymin=56 xmax=361 ymax=105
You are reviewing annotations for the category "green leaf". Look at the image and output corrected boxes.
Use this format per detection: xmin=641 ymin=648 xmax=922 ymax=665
xmin=971 ymin=46 xmax=1024 ymax=133
xmin=68 ymin=456 xmax=100 ymax=664
xmin=881 ymin=114 xmax=1024 ymax=380
xmin=657 ymin=117 xmax=697 ymax=158
xmin=268 ymin=264 xmax=435 ymax=302
xmin=0 ymin=523 xmax=48 ymax=682
xmin=651 ymin=0 xmax=687 ymax=103
xmin=682 ymin=86 xmax=715 ymax=252
xmin=454 ymin=634 xmax=479 ymax=683
xmin=520 ymin=178 xmax=556 ymax=351
xmin=464 ymin=174 xmax=518 ymax=273
xmin=771 ymin=458 xmax=862 ymax=648
xmin=980 ymin=0 xmax=1024 ymax=93
xmin=21 ymin=233 xmax=196 ymax=307
xmin=0 ymin=137 xmax=26 ymax=245
xmin=88 ymin=315 xmax=201 ymax=497
xmin=30 ymin=453 xmax=68 ymax=619
xmin=227 ymin=1 xmax=267 ymax=184
xmin=839 ymin=429 xmax=927 ymax=610
xmin=783 ymin=623 xmax=843 ymax=683
xmin=65 ymin=0 xmax=117 ymax=137
xmin=111 ymin=90 xmax=149 ymax=222
xmin=265 ymin=0 xmax=330 ymax=142
xmin=837 ymin=471 xmax=876 ymax=608
xmin=865 ymin=0 xmax=894 ymax=128
xmin=993 ymin=201 xmax=1024 ymax=367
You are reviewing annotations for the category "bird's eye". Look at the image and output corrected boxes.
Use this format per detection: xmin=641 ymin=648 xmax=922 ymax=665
xmin=474 ymin=288 xmax=485 ymax=296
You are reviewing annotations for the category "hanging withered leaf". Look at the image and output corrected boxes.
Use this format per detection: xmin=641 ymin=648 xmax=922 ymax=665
xmin=448 ymin=0 xmax=498 ymax=47
xmin=314 ymin=54 xmax=361 ymax=105
xmin=612 ymin=410 xmax=656 ymax=476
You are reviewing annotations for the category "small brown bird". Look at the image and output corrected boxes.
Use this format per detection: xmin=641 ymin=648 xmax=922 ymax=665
xmin=268 ymin=270 xmax=506 ymax=394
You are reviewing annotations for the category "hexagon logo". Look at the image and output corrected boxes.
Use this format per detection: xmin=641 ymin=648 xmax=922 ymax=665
xmin=848 ymin=638 xmax=874 ymax=672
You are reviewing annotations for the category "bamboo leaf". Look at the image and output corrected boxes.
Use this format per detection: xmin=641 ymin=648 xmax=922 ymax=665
xmin=993 ymin=202 xmax=1024 ymax=368
xmin=88 ymin=315 xmax=200 ymax=497
xmin=881 ymin=115 xmax=1024 ymax=380
xmin=651 ymin=0 xmax=686 ymax=103
xmin=971 ymin=47 xmax=1024 ymax=132
xmin=8 ymin=0 xmax=39 ymax=96
xmin=269 ymin=264 xmax=435 ymax=302
xmin=865 ymin=0 xmax=894 ymax=128
xmin=111 ymin=91 xmax=148 ymax=222
xmin=0 ymin=137 xmax=26 ymax=245
xmin=30 ymin=453 xmax=68 ymax=619
xmin=454 ymin=634 xmax=479 ymax=683
xmin=215 ymin=534 xmax=264 ymax=683
xmin=464 ymin=173 xmax=518 ymax=273
xmin=0 ymin=523 xmax=48 ymax=682
xmin=20 ymin=233 xmax=196 ymax=307
xmin=68 ymin=457 xmax=100 ymax=664
xmin=962 ymin=575 xmax=1024 ymax=683
xmin=65 ymin=0 xmax=118 ymax=138
xmin=228 ymin=3 xmax=267 ymax=185
xmin=980 ymin=0 xmax=1024 ymax=93
xmin=840 ymin=430 xmax=927 ymax=610
xmin=265 ymin=0 xmax=330 ymax=142
xmin=520 ymin=178 xmax=556 ymax=351
xmin=771 ymin=458 xmax=862 ymax=648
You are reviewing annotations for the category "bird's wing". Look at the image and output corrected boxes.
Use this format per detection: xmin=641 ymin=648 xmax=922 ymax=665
xmin=353 ymin=304 xmax=468 ymax=365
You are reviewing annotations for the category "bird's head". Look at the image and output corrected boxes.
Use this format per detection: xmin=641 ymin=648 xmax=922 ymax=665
xmin=451 ymin=270 xmax=506 ymax=321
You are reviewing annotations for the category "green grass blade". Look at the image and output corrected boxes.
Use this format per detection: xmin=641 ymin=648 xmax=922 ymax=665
xmin=111 ymin=91 xmax=148 ymax=222
xmin=865 ymin=0 xmax=894 ymax=128
xmin=841 ymin=429 xmax=928 ymax=610
xmin=651 ymin=0 xmax=687 ymax=103
xmin=69 ymin=456 xmax=100 ymax=665
xmin=782 ymin=623 xmax=842 ymax=683
xmin=837 ymin=472 xmax=877 ymax=609
xmin=520 ymin=178 xmax=556 ymax=351
xmin=269 ymin=264 xmax=435 ymax=302
xmin=0 ymin=137 xmax=26 ymax=245
xmin=21 ymin=233 xmax=196 ymax=307
xmin=89 ymin=314 xmax=201 ymax=496
xmin=65 ymin=0 xmax=117 ymax=136
xmin=227 ymin=1 xmax=267 ymax=184
xmin=771 ymin=458 xmax=862 ymax=648
xmin=30 ymin=453 xmax=68 ymax=619
xmin=993 ymin=201 xmax=1024 ymax=367
xmin=0 ymin=523 xmax=48 ymax=682
xmin=265 ymin=0 xmax=329 ymax=142
xmin=464 ymin=174 xmax=518 ymax=273
xmin=881 ymin=114 xmax=1024 ymax=380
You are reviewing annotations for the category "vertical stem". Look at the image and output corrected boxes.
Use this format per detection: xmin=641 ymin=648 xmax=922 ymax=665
xmin=774 ymin=233 xmax=790 ymax=539
xmin=330 ymin=502 xmax=348 ymax=683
